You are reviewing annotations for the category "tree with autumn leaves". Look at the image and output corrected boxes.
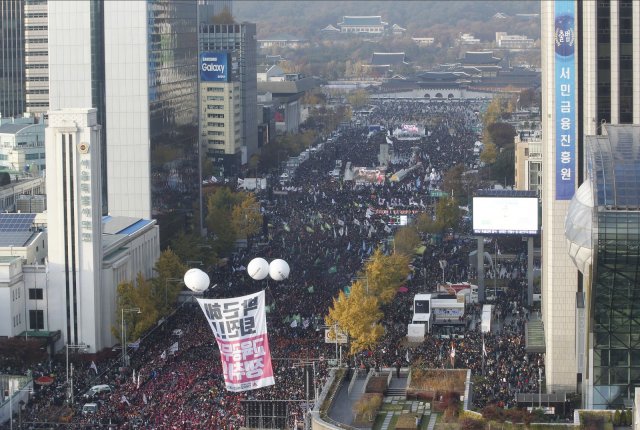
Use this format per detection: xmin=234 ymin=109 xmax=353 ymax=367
xmin=112 ymin=248 xmax=189 ymax=343
xmin=326 ymin=249 xmax=410 ymax=355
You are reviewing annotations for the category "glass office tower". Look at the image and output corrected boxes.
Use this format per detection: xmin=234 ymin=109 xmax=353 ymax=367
xmin=49 ymin=0 xmax=200 ymax=242
xmin=0 ymin=0 xmax=25 ymax=118
xmin=541 ymin=0 xmax=640 ymax=402
xmin=581 ymin=125 xmax=640 ymax=408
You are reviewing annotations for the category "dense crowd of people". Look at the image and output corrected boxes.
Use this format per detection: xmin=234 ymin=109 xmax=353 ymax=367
xmin=5 ymin=99 xmax=544 ymax=429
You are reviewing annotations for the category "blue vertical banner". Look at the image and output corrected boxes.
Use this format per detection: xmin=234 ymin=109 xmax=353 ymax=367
xmin=554 ymin=0 xmax=577 ymax=200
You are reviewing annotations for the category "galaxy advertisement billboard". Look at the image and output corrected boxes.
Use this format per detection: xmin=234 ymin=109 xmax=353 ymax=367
xmin=200 ymin=51 xmax=230 ymax=82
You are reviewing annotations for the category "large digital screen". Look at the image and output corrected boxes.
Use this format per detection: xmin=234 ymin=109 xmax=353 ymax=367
xmin=200 ymin=51 xmax=230 ymax=82
xmin=472 ymin=197 xmax=539 ymax=235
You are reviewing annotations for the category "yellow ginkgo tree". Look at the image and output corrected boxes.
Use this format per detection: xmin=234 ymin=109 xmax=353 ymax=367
xmin=325 ymin=281 xmax=384 ymax=355
xmin=363 ymin=248 xmax=411 ymax=304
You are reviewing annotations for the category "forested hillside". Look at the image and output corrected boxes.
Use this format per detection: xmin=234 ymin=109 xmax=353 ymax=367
xmin=233 ymin=0 xmax=540 ymax=40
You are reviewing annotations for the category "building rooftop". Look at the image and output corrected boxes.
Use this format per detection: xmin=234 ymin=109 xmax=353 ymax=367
xmin=0 ymin=255 xmax=22 ymax=264
xmin=102 ymin=216 xmax=155 ymax=236
xmin=320 ymin=24 xmax=340 ymax=32
xmin=339 ymin=16 xmax=387 ymax=26
xmin=0 ymin=231 xmax=39 ymax=247
xmin=0 ymin=123 xmax=36 ymax=135
xmin=371 ymin=52 xmax=407 ymax=66
xmin=462 ymin=51 xmax=501 ymax=65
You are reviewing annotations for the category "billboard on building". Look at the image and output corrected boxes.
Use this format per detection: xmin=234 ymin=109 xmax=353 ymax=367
xmin=472 ymin=196 xmax=539 ymax=235
xmin=554 ymin=0 xmax=576 ymax=200
xmin=197 ymin=291 xmax=274 ymax=392
xmin=200 ymin=51 xmax=230 ymax=82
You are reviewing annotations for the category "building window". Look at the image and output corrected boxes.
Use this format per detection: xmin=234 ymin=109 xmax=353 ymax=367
xmin=28 ymin=288 xmax=43 ymax=300
xmin=207 ymin=113 xmax=224 ymax=119
xmin=29 ymin=310 xmax=44 ymax=330
xmin=207 ymin=104 xmax=224 ymax=110
xmin=206 ymin=87 xmax=224 ymax=93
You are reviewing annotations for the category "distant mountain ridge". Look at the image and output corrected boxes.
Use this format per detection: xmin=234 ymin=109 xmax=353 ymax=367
xmin=233 ymin=0 xmax=540 ymax=38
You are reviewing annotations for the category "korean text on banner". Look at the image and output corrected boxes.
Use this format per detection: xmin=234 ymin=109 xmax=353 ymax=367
xmin=197 ymin=291 xmax=275 ymax=392
xmin=554 ymin=0 xmax=576 ymax=200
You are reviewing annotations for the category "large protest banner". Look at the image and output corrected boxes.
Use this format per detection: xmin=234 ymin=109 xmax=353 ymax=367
xmin=197 ymin=291 xmax=275 ymax=391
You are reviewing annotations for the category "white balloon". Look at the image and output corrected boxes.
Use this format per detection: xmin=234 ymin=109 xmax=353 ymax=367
xmin=183 ymin=268 xmax=210 ymax=293
xmin=247 ymin=258 xmax=270 ymax=280
xmin=269 ymin=259 xmax=290 ymax=281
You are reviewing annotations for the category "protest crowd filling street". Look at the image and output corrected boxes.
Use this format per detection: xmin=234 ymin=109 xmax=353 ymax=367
xmin=7 ymin=99 xmax=543 ymax=429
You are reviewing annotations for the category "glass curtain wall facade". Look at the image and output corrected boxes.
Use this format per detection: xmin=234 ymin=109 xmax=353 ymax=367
xmin=146 ymin=1 xmax=199 ymax=237
xmin=586 ymin=125 xmax=640 ymax=409
xmin=0 ymin=0 xmax=25 ymax=118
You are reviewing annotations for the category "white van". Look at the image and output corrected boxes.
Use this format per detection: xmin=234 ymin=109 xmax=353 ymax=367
xmin=83 ymin=384 xmax=112 ymax=399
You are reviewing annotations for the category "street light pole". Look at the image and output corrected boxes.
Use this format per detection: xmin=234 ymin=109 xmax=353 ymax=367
xmin=65 ymin=343 xmax=87 ymax=405
xmin=121 ymin=308 xmax=141 ymax=368
xmin=9 ymin=386 xmax=32 ymax=430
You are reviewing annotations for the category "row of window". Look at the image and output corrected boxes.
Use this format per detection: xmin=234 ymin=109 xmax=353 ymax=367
xmin=12 ymin=287 xmax=21 ymax=302
xmin=26 ymin=38 xmax=47 ymax=44
xmin=207 ymin=122 xmax=224 ymax=127
xmin=207 ymin=104 xmax=224 ymax=110
xmin=25 ymin=25 xmax=47 ymax=31
xmin=206 ymin=95 xmax=225 ymax=101
xmin=207 ymin=113 xmax=224 ymax=119
xmin=25 ymin=153 xmax=45 ymax=160
xmin=26 ymin=64 xmax=47 ymax=69
xmin=207 ymin=130 xmax=225 ymax=137
xmin=26 ymin=89 xmax=49 ymax=95
xmin=208 ymin=139 xmax=225 ymax=145
xmin=206 ymin=87 xmax=225 ymax=93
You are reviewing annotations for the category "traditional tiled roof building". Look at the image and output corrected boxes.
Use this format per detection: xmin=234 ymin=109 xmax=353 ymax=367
xmin=337 ymin=16 xmax=388 ymax=34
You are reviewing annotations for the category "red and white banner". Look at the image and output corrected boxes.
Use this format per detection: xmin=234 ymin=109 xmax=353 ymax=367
xmin=197 ymin=291 xmax=274 ymax=392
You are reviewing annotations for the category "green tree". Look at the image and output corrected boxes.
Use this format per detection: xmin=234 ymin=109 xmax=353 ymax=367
xmin=152 ymin=249 xmax=189 ymax=313
xmin=486 ymin=122 xmax=516 ymax=150
xmin=206 ymin=187 xmax=242 ymax=256
xmin=435 ymin=197 xmax=461 ymax=231
xmin=346 ymin=89 xmax=370 ymax=109
xmin=442 ymin=164 xmax=465 ymax=198
xmin=491 ymin=148 xmax=515 ymax=186
xmin=415 ymin=212 xmax=443 ymax=234
xmin=480 ymin=142 xmax=498 ymax=165
xmin=112 ymin=274 xmax=160 ymax=343
xmin=394 ymin=226 xmax=422 ymax=257
xmin=231 ymin=193 xmax=262 ymax=239
xmin=211 ymin=6 xmax=235 ymax=24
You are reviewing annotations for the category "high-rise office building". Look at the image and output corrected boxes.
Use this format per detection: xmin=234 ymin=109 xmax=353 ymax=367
xmin=541 ymin=0 xmax=640 ymax=406
xmin=48 ymin=0 xmax=200 ymax=240
xmin=200 ymin=22 xmax=258 ymax=167
xmin=0 ymin=0 xmax=25 ymax=118
xmin=200 ymin=51 xmax=243 ymax=176
xmin=24 ymin=0 xmax=49 ymax=118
